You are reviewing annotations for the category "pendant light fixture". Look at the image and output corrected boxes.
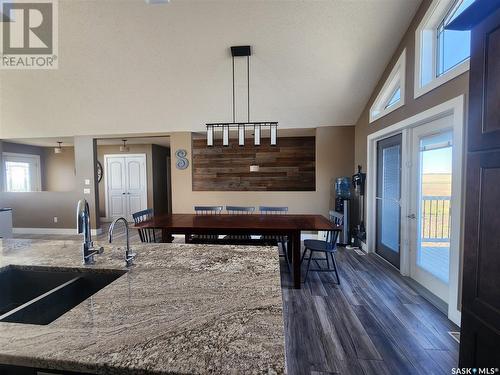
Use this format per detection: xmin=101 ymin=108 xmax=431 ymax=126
xmin=206 ymin=45 xmax=278 ymax=148
xmin=120 ymin=139 xmax=130 ymax=152
xmin=54 ymin=141 xmax=63 ymax=154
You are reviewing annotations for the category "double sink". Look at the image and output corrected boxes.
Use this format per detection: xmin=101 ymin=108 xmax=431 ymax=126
xmin=0 ymin=265 xmax=126 ymax=325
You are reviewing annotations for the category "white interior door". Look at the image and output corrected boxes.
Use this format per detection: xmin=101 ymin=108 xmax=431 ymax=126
xmin=106 ymin=157 xmax=127 ymax=219
xmin=124 ymin=156 xmax=147 ymax=220
xmin=408 ymin=115 xmax=453 ymax=302
xmin=106 ymin=154 xmax=147 ymax=221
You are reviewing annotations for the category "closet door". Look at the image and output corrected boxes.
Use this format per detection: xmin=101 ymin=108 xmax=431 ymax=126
xmin=124 ymin=156 xmax=147 ymax=220
xmin=106 ymin=156 xmax=127 ymax=220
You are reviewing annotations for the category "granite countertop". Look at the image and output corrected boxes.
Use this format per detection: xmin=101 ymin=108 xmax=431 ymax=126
xmin=0 ymin=239 xmax=285 ymax=374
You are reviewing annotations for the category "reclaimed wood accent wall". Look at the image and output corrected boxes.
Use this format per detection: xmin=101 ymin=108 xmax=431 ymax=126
xmin=192 ymin=136 xmax=315 ymax=191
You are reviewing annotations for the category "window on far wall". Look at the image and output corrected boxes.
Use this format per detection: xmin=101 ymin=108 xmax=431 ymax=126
xmin=415 ymin=0 xmax=475 ymax=98
xmin=2 ymin=153 xmax=42 ymax=192
xmin=370 ymin=50 xmax=406 ymax=123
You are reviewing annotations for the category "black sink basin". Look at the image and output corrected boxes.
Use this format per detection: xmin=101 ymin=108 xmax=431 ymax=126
xmin=0 ymin=266 xmax=126 ymax=325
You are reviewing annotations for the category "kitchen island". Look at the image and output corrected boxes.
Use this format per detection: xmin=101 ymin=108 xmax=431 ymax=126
xmin=0 ymin=239 xmax=284 ymax=374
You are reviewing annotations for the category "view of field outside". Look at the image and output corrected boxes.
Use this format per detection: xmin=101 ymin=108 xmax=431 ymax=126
xmin=418 ymin=142 xmax=452 ymax=282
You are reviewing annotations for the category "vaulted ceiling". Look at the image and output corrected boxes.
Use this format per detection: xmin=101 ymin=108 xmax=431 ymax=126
xmin=0 ymin=0 xmax=421 ymax=138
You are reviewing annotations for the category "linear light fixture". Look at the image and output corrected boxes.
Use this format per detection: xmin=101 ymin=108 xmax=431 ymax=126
xmin=205 ymin=45 xmax=278 ymax=147
xmin=206 ymin=122 xmax=277 ymax=147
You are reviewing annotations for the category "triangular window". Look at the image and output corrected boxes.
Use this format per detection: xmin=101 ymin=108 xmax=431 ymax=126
xmin=385 ymin=87 xmax=401 ymax=109
xmin=370 ymin=50 xmax=406 ymax=123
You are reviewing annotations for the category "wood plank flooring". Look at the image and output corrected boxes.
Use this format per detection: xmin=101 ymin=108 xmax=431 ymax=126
xmin=12 ymin=227 xmax=459 ymax=374
xmin=280 ymin=247 xmax=459 ymax=375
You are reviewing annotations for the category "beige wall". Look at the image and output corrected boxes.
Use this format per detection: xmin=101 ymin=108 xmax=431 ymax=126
xmin=170 ymin=126 xmax=355 ymax=217
xmin=354 ymin=0 xmax=469 ymax=169
xmin=97 ymin=144 xmax=153 ymax=218
xmin=0 ymin=136 xmax=98 ymax=229
xmin=43 ymin=147 xmax=76 ymax=192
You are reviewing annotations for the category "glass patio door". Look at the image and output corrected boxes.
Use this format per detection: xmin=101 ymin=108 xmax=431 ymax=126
xmin=376 ymin=134 xmax=402 ymax=269
xmin=409 ymin=117 xmax=453 ymax=302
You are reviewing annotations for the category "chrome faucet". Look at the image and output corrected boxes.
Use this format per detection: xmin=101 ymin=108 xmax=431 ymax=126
xmin=76 ymin=199 xmax=103 ymax=265
xmin=108 ymin=217 xmax=136 ymax=267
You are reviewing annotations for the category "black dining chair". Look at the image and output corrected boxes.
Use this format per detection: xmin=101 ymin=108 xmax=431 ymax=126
xmin=188 ymin=205 xmax=223 ymax=243
xmin=224 ymin=206 xmax=255 ymax=242
xmin=259 ymin=206 xmax=289 ymax=262
xmin=133 ymin=208 xmax=159 ymax=243
xmin=300 ymin=211 xmax=343 ymax=284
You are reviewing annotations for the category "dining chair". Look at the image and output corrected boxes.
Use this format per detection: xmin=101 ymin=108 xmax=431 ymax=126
xmin=300 ymin=211 xmax=343 ymax=284
xmin=133 ymin=208 xmax=159 ymax=243
xmin=224 ymin=206 xmax=255 ymax=242
xmin=259 ymin=206 xmax=290 ymax=264
xmin=188 ymin=205 xmax=223 ymax=243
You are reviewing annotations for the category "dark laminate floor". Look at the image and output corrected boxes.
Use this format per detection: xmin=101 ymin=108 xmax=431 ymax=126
xmin=280 ymin=247 xmax=459 ymax=375
xmin=13 ymin=227 xmax=459 ymax=374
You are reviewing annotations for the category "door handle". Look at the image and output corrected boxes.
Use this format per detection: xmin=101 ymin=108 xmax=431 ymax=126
xmin=407 ymin=213 xmax=416 ymax=219
xmin=122 ymin=192 xmax=126 ymax=195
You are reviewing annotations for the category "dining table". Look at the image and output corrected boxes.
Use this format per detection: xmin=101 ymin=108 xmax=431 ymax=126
xmin=135 ymin=213 xmax=341 ymax=289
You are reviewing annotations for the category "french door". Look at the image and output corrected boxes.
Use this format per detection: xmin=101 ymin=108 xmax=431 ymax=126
xmin=376 ymin=134 xmax=402 ymax=268
xmin=105 ymin=154 xmax=147 ymax=221
xmin=408 ymin=116 xmax=453 ymax=302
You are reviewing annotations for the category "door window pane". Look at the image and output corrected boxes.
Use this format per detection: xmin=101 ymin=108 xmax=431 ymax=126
xmin=381 ymin=145 xmax=401 ymax=252
xmin=417 ymin=131 xmax=453 ymax=282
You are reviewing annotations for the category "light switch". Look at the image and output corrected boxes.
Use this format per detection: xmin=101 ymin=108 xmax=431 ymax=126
xmin=83 ymin=188 xmax=91 ymax=195
xmin=84 ymin=179 xmax=91 ymax=185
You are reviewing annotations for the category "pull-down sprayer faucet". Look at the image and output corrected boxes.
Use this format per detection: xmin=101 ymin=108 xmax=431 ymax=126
xmin=76 ymin=199 xmax=103 ymax=264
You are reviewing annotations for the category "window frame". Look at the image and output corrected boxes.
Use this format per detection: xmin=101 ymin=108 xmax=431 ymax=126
xmin=414 ymin=0 xmax=471 ymax=99
xmin=2 ymin=152 xmax=42 ymax=192
xmin=369 ymin=49 xmax=406 ymax=123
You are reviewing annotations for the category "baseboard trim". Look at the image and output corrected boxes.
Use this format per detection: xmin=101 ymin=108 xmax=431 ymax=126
xmin=13 ymin=228 xmax=102 ymax=236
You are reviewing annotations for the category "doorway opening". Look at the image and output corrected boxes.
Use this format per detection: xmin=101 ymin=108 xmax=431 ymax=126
xmin=95 ymin=136 xmax=171 ymax=223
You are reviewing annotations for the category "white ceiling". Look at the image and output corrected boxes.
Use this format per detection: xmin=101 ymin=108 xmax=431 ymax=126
xmin=0 ymin=0 xmax=421 ymax=138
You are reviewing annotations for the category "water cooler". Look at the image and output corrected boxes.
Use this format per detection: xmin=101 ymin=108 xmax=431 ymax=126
xmin=334 ymin=177 xmax=350 ymax=246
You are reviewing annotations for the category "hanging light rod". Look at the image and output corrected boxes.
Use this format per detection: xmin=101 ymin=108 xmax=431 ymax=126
xmin=205 ymin=45 xmax=278 ymax=147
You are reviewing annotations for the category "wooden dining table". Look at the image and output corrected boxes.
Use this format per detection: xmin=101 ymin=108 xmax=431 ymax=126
xmin=135 ymin=213 xmax=340 ymax=289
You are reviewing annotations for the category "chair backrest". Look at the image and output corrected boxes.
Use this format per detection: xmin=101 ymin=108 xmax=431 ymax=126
xmin=132 ymin=208 xmax=156 ymax=243
xmin=226 ymin=206 xmax=255 ymax=214
xmin=325 ymin=210 xmax=343 ymax=250
xmin=329 ymin=210 xmax=344 ymax=226
xmin=194 ymin=206 xmax=223 ymax=215
xmin=133 ymin=208 xmax=154 ymax=223
xmin=259 ymin=206 xmax=288 ymax=214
